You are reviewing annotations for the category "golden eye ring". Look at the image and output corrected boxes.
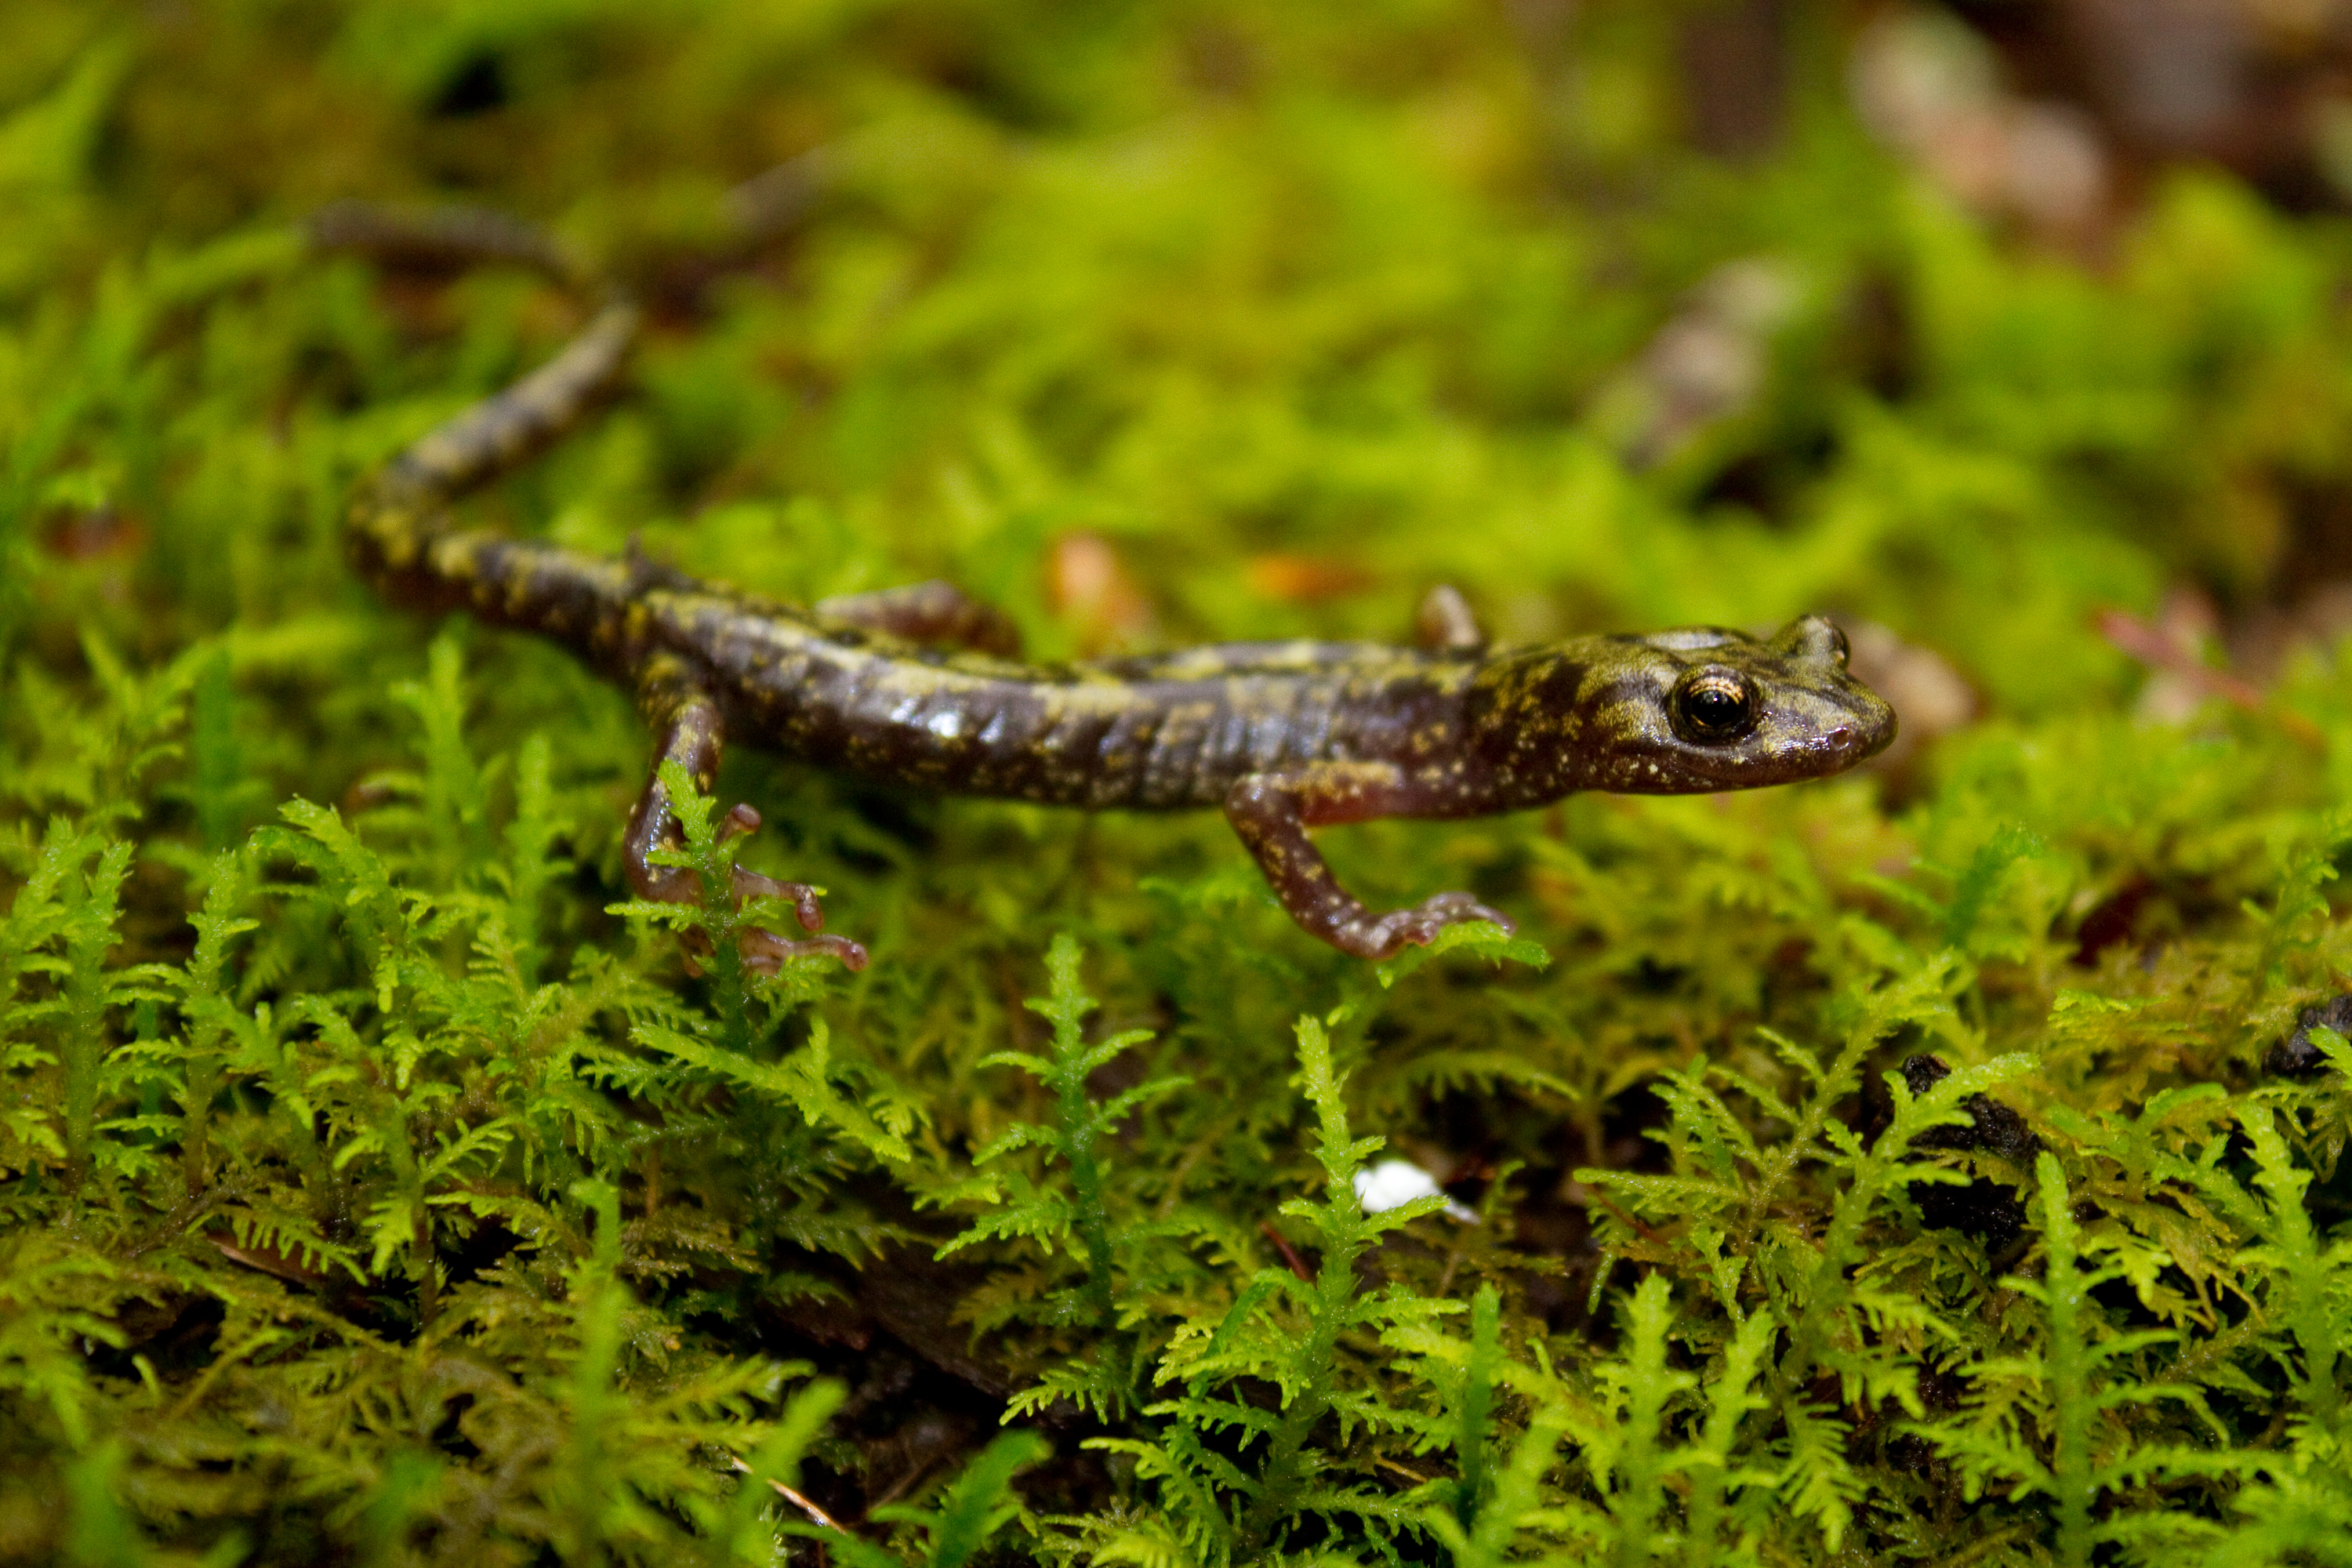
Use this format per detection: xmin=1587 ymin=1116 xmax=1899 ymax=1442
xmin=1673 ymin=670 xmax=1758 ymax=742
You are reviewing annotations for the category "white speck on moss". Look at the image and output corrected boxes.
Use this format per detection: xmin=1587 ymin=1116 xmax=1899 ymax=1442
xmin=1353 ymin=1158 xmax=1478 ymax=1222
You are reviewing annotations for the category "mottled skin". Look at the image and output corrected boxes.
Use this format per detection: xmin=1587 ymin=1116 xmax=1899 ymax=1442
xmin=347 ymin=299 xmax=1896 ymax=967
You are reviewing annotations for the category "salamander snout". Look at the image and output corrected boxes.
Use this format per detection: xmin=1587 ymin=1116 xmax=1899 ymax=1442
xmin=1750 ymin=614 xmax=1897 ymax=775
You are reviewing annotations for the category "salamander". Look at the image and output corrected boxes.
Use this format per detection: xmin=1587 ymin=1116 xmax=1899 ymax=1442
xmin=344 ymin=298 xmax=1896 ymax=970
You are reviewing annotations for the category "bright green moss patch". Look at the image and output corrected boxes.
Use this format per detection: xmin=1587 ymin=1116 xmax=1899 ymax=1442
xmin=5 ymin=2 xmax=2352 ymax=1563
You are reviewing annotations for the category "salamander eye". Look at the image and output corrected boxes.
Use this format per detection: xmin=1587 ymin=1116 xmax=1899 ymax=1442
xmin=1673 ymin=670 xmax=1757 ymax=742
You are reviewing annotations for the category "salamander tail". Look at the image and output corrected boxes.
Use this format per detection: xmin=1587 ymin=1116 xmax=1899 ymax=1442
xmin=345 ymin=302 xmax=639 ymax=594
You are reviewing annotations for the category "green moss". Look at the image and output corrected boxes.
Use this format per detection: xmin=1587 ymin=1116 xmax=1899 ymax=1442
xmin=4 ymin=2 xmax=2352 ymax=1563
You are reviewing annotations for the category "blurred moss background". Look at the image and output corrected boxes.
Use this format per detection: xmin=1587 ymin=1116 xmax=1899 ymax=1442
xmin=8 ymin=1 xmax=2352 ymax=1563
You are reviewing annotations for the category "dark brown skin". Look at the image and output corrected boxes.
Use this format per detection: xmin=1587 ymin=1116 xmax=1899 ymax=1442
xmin=347 ymin=299 xmax=1897 ymax=967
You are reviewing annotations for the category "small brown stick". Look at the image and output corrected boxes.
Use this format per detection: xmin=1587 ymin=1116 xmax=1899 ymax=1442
xmin=768 ymin=1480 xmax=844 ymax=1531
xmin=729 ymin=1454 xmax=846 ymax=1531
xmin=864 ymin=1450 xmax=948 ymax=1513
xmin=1564 ymin=1180 xmax=1665 ymax=1249
xmin=2095 ymin=607 xmax=2325 ymax=751
xmin=1259 ymin=1219 xmax=1314 ymax=1283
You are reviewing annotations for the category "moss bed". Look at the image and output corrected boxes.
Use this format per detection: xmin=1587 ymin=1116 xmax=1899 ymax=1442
xmin=3 ymin=3 xmax=2351 ymax=1563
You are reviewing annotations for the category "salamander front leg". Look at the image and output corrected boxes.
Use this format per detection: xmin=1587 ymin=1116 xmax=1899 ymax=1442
xmin=1222 ymin=763 xmax=1512 ymax=960
xmin=626 ymin=685 xmax=868 ymax=972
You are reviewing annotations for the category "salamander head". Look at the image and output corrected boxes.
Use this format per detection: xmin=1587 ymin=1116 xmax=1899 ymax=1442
xmin=1472 ymin=615 xmax=1897 ymax=799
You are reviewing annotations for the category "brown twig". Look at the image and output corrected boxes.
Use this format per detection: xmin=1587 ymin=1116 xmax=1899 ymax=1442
xmin=2095 ymin=607 xmax=2325 ymax=750
xmin=729 ymin=1454 xmax=847 ymax=1531
xmin=864 ymin=1447 xmax=949 ymax=1513
xmin=1566 ymin=1180 xmax=1666 ymax=1248
xmin=1259 ymin=1219 xmax=1314 ymax=1282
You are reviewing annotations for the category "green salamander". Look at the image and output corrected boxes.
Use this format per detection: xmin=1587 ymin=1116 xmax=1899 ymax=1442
xmin=345 ymin=299 xmax=1896 ymax=969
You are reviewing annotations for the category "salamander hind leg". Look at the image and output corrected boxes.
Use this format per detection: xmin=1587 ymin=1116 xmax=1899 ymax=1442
xmin=1414 ymin=584 xmax=1486 ymax=652
xmin=627 ymin=670 xmax=867 ymax=972
xmin=1223 ymin=762 xmax=1512 ymax=961
xmin=812 ymin=579 xmax=1022 ymax=658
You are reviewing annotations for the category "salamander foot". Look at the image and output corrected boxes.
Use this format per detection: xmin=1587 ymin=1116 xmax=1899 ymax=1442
xmin=728 ymin=855 xmax=869 ymax=973
xmin=1335 ymin=891 xmax=1515 ymax=961
xmin=709 ymin=805 xmax=868 ymax=972
xmin=630 ymin=774 xmax=869 ymax=974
